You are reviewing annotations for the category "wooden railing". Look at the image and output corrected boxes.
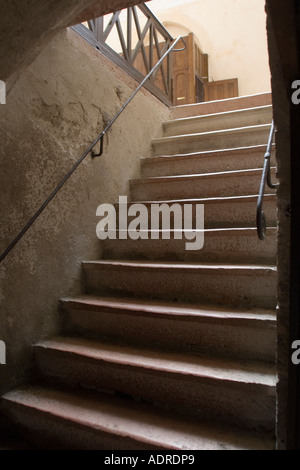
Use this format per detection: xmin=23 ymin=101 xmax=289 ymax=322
xmin=72 ymin=3 xmax=175 ymax=105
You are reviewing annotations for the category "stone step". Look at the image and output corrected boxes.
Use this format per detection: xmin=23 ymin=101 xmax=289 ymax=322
xmin=130 ymin=168 xmax=276 ymax=201
xmin=170 ymin=92 xmax=272 ymax=119
xmin=82 ymin=260 xmax=277 ymax=309
xmin=101 ymin=228 xmax=277 ymax=264
xmin=114 ymin=194 xmax=277 ymax=229
xmin=141 ymin=145 xmax=276 ymax=178
xmin=33 ymin=337 xmax=276 ymax=431
xmin=1 ymin=385 xmax=275 ymax=450
xmin=164 ymin=106 xmax=272 ymax=137
xmin=62 ymin=295 xmax=276 ymax=362
xmin=152 ymin=124 xmax=271 ymax=156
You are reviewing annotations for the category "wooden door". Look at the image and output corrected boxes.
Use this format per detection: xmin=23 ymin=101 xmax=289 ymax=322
xmin=204 ymin=78 xmax=239 ymax=102
xmin=172 ymin=33 xmax=208 ymax=106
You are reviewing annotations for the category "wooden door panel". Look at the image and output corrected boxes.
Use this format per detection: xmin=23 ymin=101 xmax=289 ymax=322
xmin=173 ymin=71 xmax=190 ymax=105
xmin=204 ymin=78 xmax=239 ymax=102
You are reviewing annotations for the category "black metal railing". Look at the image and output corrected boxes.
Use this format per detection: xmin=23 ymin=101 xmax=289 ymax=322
xmin=72 ymin=3 xmax=174 ymax=105
xmin=256 ymin=120 xmax=278 ymax=240
xmin=0 ymin=35 xmax=185 ymax=264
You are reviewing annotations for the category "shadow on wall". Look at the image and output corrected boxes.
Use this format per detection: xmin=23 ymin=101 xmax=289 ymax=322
xmin=0 ymin=26 xmax=169 ymax=396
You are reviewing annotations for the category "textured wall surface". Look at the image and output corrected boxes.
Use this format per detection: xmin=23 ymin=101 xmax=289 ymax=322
xmin=266 ymin=2 xmax=292 ymax=450
xmin=0 ymin=0 xmax=148 ymax=93
xmin=0 ymin=27 xmax=168 ymax=395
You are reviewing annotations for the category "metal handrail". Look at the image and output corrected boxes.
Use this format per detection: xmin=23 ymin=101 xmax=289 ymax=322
xmin=0 ymin=35 xmax=185 ymax=264
xmin=256 ymin=120 xmax=278 ymax=240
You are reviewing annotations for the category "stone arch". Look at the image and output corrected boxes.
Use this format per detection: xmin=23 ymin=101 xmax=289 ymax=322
xmin=162 ymin=21 xmax=203 ymax=50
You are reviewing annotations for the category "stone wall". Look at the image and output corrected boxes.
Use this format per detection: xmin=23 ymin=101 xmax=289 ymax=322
xmin=0 ymin=27 xmax=169 ymax=395
xmin=265 ymin=1 xmax=293 ymax=450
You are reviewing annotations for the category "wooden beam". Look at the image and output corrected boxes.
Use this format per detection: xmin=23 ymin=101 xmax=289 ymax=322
xmin=103 ymin=11 xmax=121 ymax=41
xmin=132 ymin=10 xmax=151 ymax=72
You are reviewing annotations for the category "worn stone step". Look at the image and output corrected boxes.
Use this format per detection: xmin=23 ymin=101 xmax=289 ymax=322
xmin=114 ymin=194 xmax=277 ymax=229
xmin=170 ymin=92 xmax=272 ymax=119
xmin=62 ymin=295 xmax=276 ymax=362
xmin=141 ymin=145 xmax=276 ymax=178
xmin=130 ymin=168 xmax=276 ymax=201
xmin=1 ymin=385 xmax=275 ymax=450
xmin=152 ymin=124 xmax=271 ymax=156
xmin=101 ymin=227 xmax=277 ymax=264
xmin=164 ymin=106 xmax=272 ymax=137
xmin=33 ymin=337 xmax=276 ymax=431
xmin=83 ymin=260 xmax=277 ymax=309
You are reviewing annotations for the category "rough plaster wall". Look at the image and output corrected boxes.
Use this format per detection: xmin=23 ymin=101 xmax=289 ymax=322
xmin=0 ymin=0 xmax=148 ymax=94
xmin=266 ymin=7 xmax=291 ymax=450
xmin=0 ymin=27 xmax=169 ymax=395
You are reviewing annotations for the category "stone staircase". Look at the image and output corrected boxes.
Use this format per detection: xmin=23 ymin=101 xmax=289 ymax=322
xmin=1 ymin=92 xmax=278 ymax=450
